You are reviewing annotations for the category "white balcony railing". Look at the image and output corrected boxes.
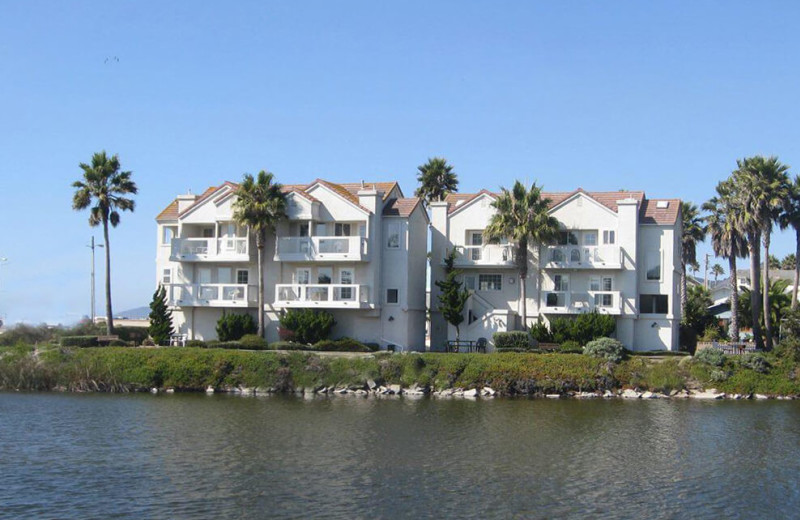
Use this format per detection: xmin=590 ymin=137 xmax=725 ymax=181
xmin=170 ymin=238 xmax=250 ymax=262
xmin=274 ymin=236 xmax=369 ymax=262
xmin=541 ymin=290 xmax=622 ymax=315
xmin=450 ymin=244 xmax=516 ymax=267
xmin=542 ymin=245 xmax=622 ymax=269
xmin=166 ymin=283 xmax=257 ymax=308
xmin=274 ymin=284 xmax=371 ymax=308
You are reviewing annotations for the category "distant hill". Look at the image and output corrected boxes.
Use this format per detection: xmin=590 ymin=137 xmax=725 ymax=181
xmin=116 ymin=306 xmax=149 ymax=320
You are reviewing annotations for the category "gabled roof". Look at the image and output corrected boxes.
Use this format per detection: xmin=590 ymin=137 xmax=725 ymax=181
xmin=640 ymin=198 xmax=681 ymax=225
xmin=158 ymin=178 xmax=405 ymax=221
xmin=382 ymin=198 xmax=423 ymax=218
xmin=156 ymin=200 xmax=179 ymax=221
xmin=339 ymin=181 xmax=400 ymax=200
xmin=444 ymin=187 xmax=679 ymax=225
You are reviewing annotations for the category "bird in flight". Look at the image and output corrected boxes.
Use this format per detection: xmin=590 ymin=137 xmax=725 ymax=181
xmin=104 ymin=56 xmax=120 ymax=64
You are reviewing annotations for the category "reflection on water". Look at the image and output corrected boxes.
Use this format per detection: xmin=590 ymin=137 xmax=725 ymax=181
xmin=1 ymin=393 xmax=799 ymax=519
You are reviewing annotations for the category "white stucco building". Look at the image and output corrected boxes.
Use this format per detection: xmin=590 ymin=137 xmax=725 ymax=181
xmin=429 ymin=188 xmax=682 ymax=351
xmin=156 ymin=179 xmax=428 ymax=350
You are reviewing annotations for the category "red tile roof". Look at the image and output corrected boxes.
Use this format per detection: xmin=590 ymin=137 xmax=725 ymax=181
xmin=156 ymin=200 xmax=179 ymax=221
xmin=382 ymin=198 xmax=422 ymax=217
xmin=445 ymin=188 xmax=679 ymax=225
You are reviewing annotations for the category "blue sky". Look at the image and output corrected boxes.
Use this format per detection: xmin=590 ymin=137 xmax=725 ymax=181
xmin=1 ymin=1 xmax=799 ymax=324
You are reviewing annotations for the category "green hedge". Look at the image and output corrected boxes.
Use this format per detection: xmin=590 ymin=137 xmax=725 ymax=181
xmin=493 ymin=331 xmax=533 ymax=351
xmin=61 ymin=336 xmax=99 ymax=348
xmin=314 ymin=338 xmax=375 ymax=352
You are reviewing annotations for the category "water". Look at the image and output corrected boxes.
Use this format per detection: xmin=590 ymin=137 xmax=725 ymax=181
xmin=1 ymin=393 xmax=799 ymax=519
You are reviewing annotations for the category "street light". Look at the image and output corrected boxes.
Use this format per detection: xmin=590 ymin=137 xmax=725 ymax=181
xmin=87 ymin=238 xmax=104 ymax=323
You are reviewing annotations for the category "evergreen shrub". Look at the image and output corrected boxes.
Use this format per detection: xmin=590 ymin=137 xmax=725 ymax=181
xmin=583 ymin=337 xmax=624 ymax=363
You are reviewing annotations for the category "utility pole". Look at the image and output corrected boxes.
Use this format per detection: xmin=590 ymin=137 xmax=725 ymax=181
xmin=87 ymin=238 xmax=104 ymax=323
xmin=704 ymin=253 xmax=710 ymax=289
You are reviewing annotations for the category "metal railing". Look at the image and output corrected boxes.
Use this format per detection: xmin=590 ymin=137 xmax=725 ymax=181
xmin=451 ymin=244 xmax=515 ymax=266
xmin=275 ymin=236 xmax=368 ymax=260
xmin=274 ymin=284 xmax=370 ymax=306
xmin=542 ymin=245 xmax=622 ymax=268
xmin=166 ymin=283 xmax=257 ymax=307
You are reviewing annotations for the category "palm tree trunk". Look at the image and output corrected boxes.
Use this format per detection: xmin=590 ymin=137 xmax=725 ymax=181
xmin=517 ymin=242 xmax=528 ymax=330
xmin=256 ymin=233 xmax=265 ymax=338
xmin=763 ymin=232 xmax=773 ymax=350
xmin=793 ymin=228 xmax=800 ymax=310
xmin=729 ymin=255 xmax=739 ymax=342
xmin=103 ymin=218 xmax=114 ymax=335
xmin=681 ymin=262 xmax=687 ymax=317
xmin=748 ymin=236 xmax=763 ymax=349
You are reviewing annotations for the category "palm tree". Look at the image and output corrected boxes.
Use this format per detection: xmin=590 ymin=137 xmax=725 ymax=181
xmin=711 ymin=264 xmax=724 ymax=283
xmin=738 ymin=278 xmax=792 ymax=334
xmin=681 ymin=202 xmax=707 ymax=316
xmin=72 ymin=151 xmax=137 ymax=335
xmin=780 ymin=175 xmax=800 ymax=310
xmin=781 ymin=254 xmax=796 ymax=271
xmin=484 ymin=181 xmax=559 ymax=330
xmin=232 ymin=171 xmax=287 ymax=338
xmin=703 ymin=186 xmax=747 ymax=342
xmin=414 ymin=157 xmax=458 ymax=204
xmin=733 ymin=155 xmax=790 ymax=349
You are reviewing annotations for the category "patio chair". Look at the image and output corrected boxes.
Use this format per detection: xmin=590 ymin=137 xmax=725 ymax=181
xmin=476 ymin=337 xmax=488 ymax=353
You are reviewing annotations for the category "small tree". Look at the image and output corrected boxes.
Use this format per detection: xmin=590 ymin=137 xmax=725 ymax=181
xmin=216 ymin=313 xmax=257 ymax=342
xmin=279 ymin=309 xmax=336 ymax=344
xmin=435 ymin=249 xmax=470 ymax=342
xmin=148 ymin=285 xmax=174 ymax=346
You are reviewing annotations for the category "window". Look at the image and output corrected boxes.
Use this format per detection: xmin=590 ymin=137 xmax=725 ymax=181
xmin=557 ymin=231 xmax=578 ymax=245
xmin=386 ymin=288 xmax=399 ymax=304
xmin=318 ymin=267 xmax=332 ymax=284
xmin=552 ymin=249 xmax=565 ymax=262
xmin=236 ymin=270 xmax=249 ymax=285
xmin=478 ymin=274 xmax=502 ymax=291
xmin=387 ymin=222 xmax=401 ymax=249
xmin=603 ymin=277 xmax=613 ymax=291
xmin=359 ymin=223 xmax=367 ymax=237
xmin=162 ymin=268 xmax=172 ymax=284
xmin=218 ymin=267 xmax=232 ymax=284
xmin=295 ymin=268 xmax=310 ymax=285
xmin=584 ymin=232 xmax=597 ymax=246
xmin=339 ymin=269 xmax=354 ymax=300
xmin=315 ymin=223 xmax=327 ymax=236
xmin=463 ymin=275 xmax=476 ymax=291
xmin=646 ymin=251 xmax=661 ymax=281
xmin=335 ymin=223 xmax=351 ymax=237
xmin=162 ymin=226 xmax=177 ymax=245
xmin=202 ymin=228 xmax=214 ymax=238
xmin=298 ymin=223 xmax=309 ymax=237
xmin=469 ymin=231 xmax=483 ymax=261
xmin=569 ymin=249 xmax=581 ymax=263
xmin=640 ymin=294 xmax=668 ymax=314
xmin=603 ymin=230 xmax=616 ymax=245
xmin=554 ymin=274 xmax=569 ymax=292
xmin=595 ymin=293 xmax=613 ymax=307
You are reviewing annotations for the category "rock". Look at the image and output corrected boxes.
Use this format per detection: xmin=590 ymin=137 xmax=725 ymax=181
xmin=150 ymin=387 xmax=159 ymax=394
xmin=205 ymin=386 xmax=215 ymax=394
xmin=437 ymin=388 xmax=454 ymax=397
xmin=165 ymin=388 xmax=175 ymax=394
xmin=388 ymin=384 xmax=402 ymax=395
xmin=641 ymin=391 xmax=655 ymax=399
xmin=366 ymin=379 xmax=378 ymax=391
xmin=603 ymin=390 xmax=615 ymax=398
xmin=453 ymin=388 xmax=465 ymax=396
xmin=669 ymin=389 xmax=679 ymax=397
xmin=482 ymin=386 xmax=496 ymax=396
xmin=690 ymin=390 xmax=724 ymax=400
xmin=354 ymin=389 xmax=368 ymax=395
xmin=314 ymin=385 xmax=327 ymax=394
xmin=464 ymin=388 xmax=479 ymax=398
xmin=621 ymin=389 xmax=640 ymax=399
xmin=545 ymin=394 xmax=561 ymax=399
xmin=576 ymin=392 xmax=597 ymax=399
xmin=754 ymin=394 xmax=769 ymax=400
xmin=336 ymin=387 xmax=349 ymax=394
xmin=405 ymin=384 xmax=426 ymax=396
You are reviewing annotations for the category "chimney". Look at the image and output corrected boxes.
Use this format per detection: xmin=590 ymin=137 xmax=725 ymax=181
xmin=176 ymin=192 xmax=198 ymax=213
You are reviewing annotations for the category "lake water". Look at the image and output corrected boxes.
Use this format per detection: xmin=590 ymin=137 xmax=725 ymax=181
xmin=1 ymin=393 xmax=799 ymax=519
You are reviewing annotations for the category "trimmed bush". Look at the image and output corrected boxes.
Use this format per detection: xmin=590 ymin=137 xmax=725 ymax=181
xmin=186 ymin=340 xmax=207 ymax=348
xmin=268 ymin=341 xmax=314 ymax=351
xmin=529 ymin=322 xmax=553 ymax=343
xmin=239 ymin=334 xmax=268 ymax=350
xmin=493 ymin=331 xmax=532 ymax=351
xmin=583 ymin=337 xmax=624 ymax=363
xmin=279 ymin=309 xmax=335 ymax=344
xmin=738 ymin=353 xmax=770 ymax=374
xmin=695 ymin=347 xmax=726 ymax=367
xmin=61 ymin=336 xmax=99 ymax=348
xmin=314 ymin=338 xmax=372 ymax=352
xmin=216 ymin=313 xmax=257 ymax=342
xmin=558 ymin=340 xmax=582 ymax=354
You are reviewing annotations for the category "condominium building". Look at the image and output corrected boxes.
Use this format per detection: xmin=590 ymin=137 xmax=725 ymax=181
xmin=156 ymin=179 xmax=428 ymax=350
xmin=429 ymin=188 xmax=682 ymax=351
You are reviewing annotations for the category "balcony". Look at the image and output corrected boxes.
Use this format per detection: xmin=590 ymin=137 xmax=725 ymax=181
xmin=541 ymin=290 xmax=623 ymax=315
xmin=170 ymin=238 xmax=250 ymax=262
xmin=274 ymin=236 xmax=369 ymax=262
xmin=542 ymin=245 xmax=622 ymax=269
xmin=274 ymin=284 xmax=371 ymax=309
xmin=449 ymin=244 xmax=516 ymax=268
xmin=166 ymin=283 xmax=257 ymax=308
